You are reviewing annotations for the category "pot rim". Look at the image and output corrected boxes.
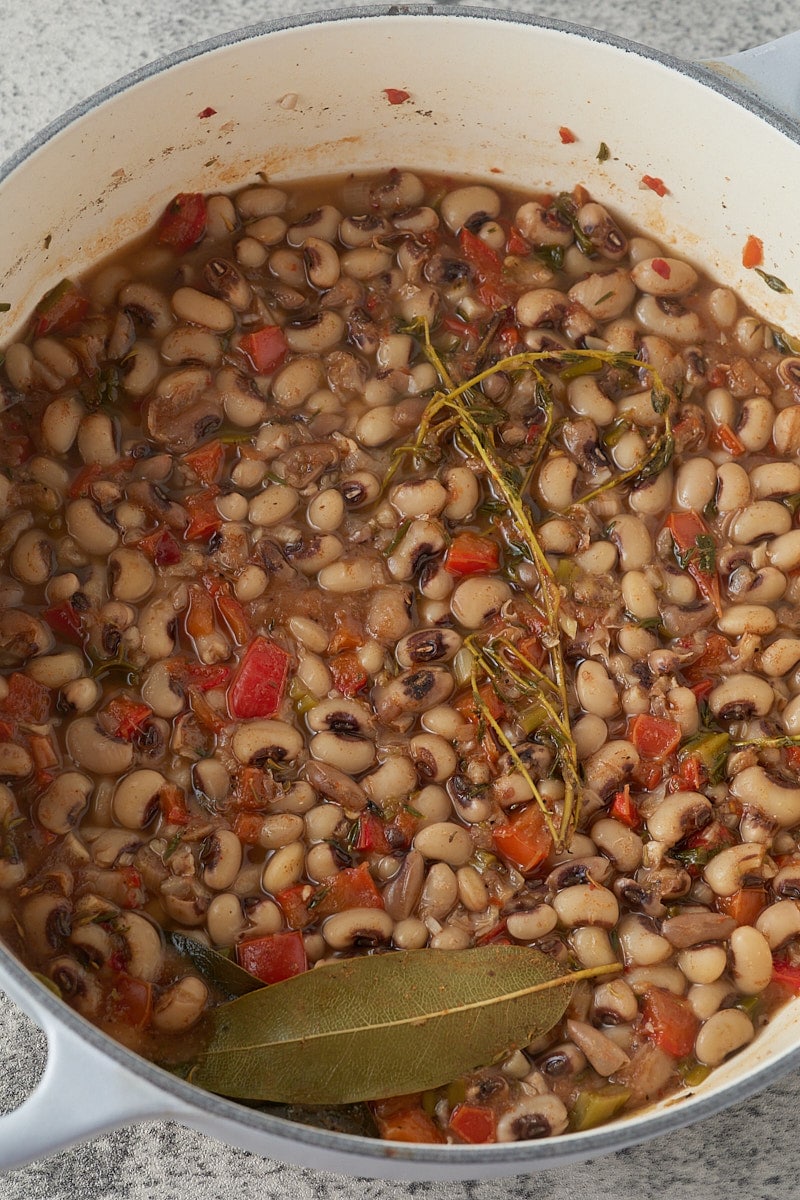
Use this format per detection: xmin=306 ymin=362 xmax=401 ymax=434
xmin=2 ymin=3 xmax=800 ymax=1169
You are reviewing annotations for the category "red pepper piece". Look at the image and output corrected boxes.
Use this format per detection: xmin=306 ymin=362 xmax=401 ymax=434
xmin=711 ymin=422 xmax=746 ymax=457
xmin=683 ymin=632 xmax=731 ymax=685
xmin=558 ymin=126 xmax=577 ymax=144
xmin=383 ymin=88 xmax=410 ymax=105
xmin=664 ymin=509 xmax=722 ymax=616
xmin=492 ymin=805 xmax=553 ymax=874
xmin=228 ymin=636 xmax=291 ymax=720
xmin=772 ymin=957 xmax=800 ymax=992
xmin=275 ymin=883 xmax=315 ymax=930
xmin=0 ymin=673 xmax=51 ymax=724
xmin=716 ymin=887 xmax=767 ymax=927
xmin=33 ymin=279 xmax=90 ymax=337
xmin=742 ymin=235 xmax=764 ymax=269
xmin=371 ymin=1097 xmax=445 ymax=1143
xmin=238 ymin=324 xmax=289 ymax=374
xmin=110 ymin=974 xmax=153 ymax=1030
xmin=506 ymin=225 xmax=529 ymax=255
xmin=354 ymin=811 xmax=392 ymax=854
xmin=236 ymin=931 xmax=308 ymax=985
xmin=156 ymin=192 xmax=208 ymax=253
xmin=312 ymin=862 xmax=384 ymax=918
xmin=641 ymin=174 xmax=668 ymax=197
xmin=449 ymin=1103 xmax=497 ymax=1144
xmin=651 ymin=258 xmax=671 ymax=278
xmin=641 ymin=987 xmax=699 ymax=1058
xmin=43 ymin=601 xmax=85 ymax=644
xmin=608 ymin=784 xmax=642 ymax=829
xmin=444 ymin=531 xmax=500 ymax=577
xmin=159 ymin=783 xmax=192 ymax=826
xmin=458 ymin=226 xmax=514 ymax=308
xmin=628 ymin=714 xmax=682 ymax=761
xmin=104 ymin=696 xmax=153 ymax=741
xmin=183 ymin=440 xmax=225 ymax=484
xmin=136 ymin=528 xmax=182 ymax=566
xmin=184 ymin=490 xmax=222 ymax=541
xmin=329 ymin=650 xmax=369 ymax=697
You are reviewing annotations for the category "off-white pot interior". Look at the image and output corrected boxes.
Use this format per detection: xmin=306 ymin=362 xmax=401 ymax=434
xmin=2 ymin=5 xmax=800 ymax=1177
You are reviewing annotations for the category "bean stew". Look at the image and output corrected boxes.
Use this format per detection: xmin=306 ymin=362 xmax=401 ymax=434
xmin=1 ymin=167 xmax=800 ymax=1143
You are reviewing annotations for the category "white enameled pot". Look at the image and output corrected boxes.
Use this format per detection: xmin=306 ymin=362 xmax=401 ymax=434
xmin=1 ymin=5 xmax=800 ymax=1179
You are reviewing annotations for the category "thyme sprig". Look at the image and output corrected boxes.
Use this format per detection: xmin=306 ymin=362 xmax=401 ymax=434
xmin=389 ymin=320 xmax=674 ymax=848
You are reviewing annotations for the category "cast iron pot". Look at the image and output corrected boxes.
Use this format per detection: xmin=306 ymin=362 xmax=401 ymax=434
xmin=1 ymin=5 xmax=800 ymax=1178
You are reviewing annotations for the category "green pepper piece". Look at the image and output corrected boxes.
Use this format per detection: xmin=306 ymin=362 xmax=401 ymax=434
xmin=569 ymin=1085 xmax=631 ymax=1132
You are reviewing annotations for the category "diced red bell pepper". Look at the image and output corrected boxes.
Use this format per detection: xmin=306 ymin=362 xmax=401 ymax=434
xmin=506 ymin=225 xmax=529 ymax=256
xmin=445 ymin=532 xmax=501 ymax=577
xmin=0 ymin=673 xmax=51 ymax=724
xmin=383 ymin=88 xmax=411 ymax=105
xmin=371 ymin=1096 xmax=445 ymax=1143
xmin=628 ymin=714 xmax=682 ymax=761
xmin=664 ymin=510 xmax=721 ymax=616
xmin=236 ymin=930 xmax=308 ymax=985
xmin=171 ymin=660 xmax=230 ymax=693
xmin=354 ymin=811 xmax=392 ymax=854
xmin=215 ymin=593 xmax=251 ymax=645
xmin=68 ymin=462 xmax=106 ymax=499
xmin=275 ymin=883 xmax=316 ymax=930
xmin=232 ymin=812 xmax=266 ymax=845
xmin=673 ymin=753 xmax=705 ymax=793
xmin=458 ymin=226 xmax=514 ymax=308
xmin=104 ymin=696 xmax=153 ymax=741
xmin=492 ymin=804 xmax=553 ymax=874
xmin=676 ymin=819 xmax=737 ymax=877
xmin=651 ymin=258 xmax=671 ymax=279
xmin=716 ymin=887 xmax=767 ymax=927
xmin=110 ymin=973 xmax=153 ymax=1030
xmin=312 ymin=862 xmax=384 ymax=918
xmin=136 ymin=528 xmax=182 ymax=566
xmin=159 ymin=783 xmax=192 ymax=826
xmin=156 ymin=192 xmax=208 ymax=253
xmin=683 ymin=633 xmax=731 ymax=686
xmin=449 ymin=1103 xmax=497 ymax=1144
xmin=742 ymin=235 xmax=764 ymax=269
xmin=640 ymin=987 xmax=699 ymax=1059
xmin=33 ymin=279 xmax=90 ymax=337
xmin=238 ymin=324 xmax=289 ymax=374
xmin=228 ymin=636 xmax=291 ymax=720
xmin=711 ymin=422 xmax=745 ymax=457
xmin=558 ymin=126 xmax=577 ymax=144
xmin=608 ymin=784 xmax=642 ymax=830
xmin=641 ymin=174 xmax=668 ymax=197
xmin=476 ymin=918 xmax=511 ymax=947
xmin=329 ymin=650 xmax=369 ymax=697
xmin=772 ymin=957 xmax=800 ymax=992
xmin=184 ymin=440 xmax=224 ymax=485
xmin=184 ymin=490 xmax=222 ymax=541
xmin=441 ymin=313 xmax=481 ymax=345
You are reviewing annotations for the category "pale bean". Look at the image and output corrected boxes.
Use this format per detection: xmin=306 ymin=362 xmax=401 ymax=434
xmin=675 ymin=458 xmax=717 ymax=511
xmin=729 ymin=925 xmax=773 ymax=994
xmin=730 ymin=500 xmax=791 ymax=544
xmin=631 ymin=256 xmax=698 ymax=296
xmin=767 ymin=529 xmax=800 ymax=572
xmin=310 ymin=732 xmax=375 ymax=774
xmin=234 ymin=564 xmax=268 ymax=602
xmin=607 ymin=515 xmax=652 ymax=570
xmin=318 ymin=558 xmax=382 ymax=593
xmin=677 ymin=945 xmax=728 ymax=985
xmin=617 ymin=914 xmax=672 ymax=966
xmin=288 ymin=616 xmax=329 ymax=654
xmin=207 ymin=894 xmax=246 ymax=947
xmin=410 ymin=733 xmax=458 ymax=784
xmin=287 ymin=204 xmax=341 ymax=245
xmin=704 ymin=843 xmax=766 ymax=896
xmin=261 ymin=841 xmax=305 ymax=894
xmin=393 ymin=917 xmax=429 ymax=950
xmin=737 ymin=398 xmax=774 ymax=452
xmin=307 ymin=488 xmax=345 ymax=532
xmin=430 ymin=925 xmax=472 ymax=951
xmin=688 ymin=980 xmax=735 ymax=1020
xmin=569 ymin=269 xmax=636 ymax=321
xmin=708 ymin=673 xmax=774 ymax=721
xmin=621 ymin=570 xmax=659 ymax=621
xmin=750 ymin=461 xmax=800 ymax=499
xmin=363 ymin=757 xmax=417 ymax=805
xmin=271 ymin=356 xmax=324 ymax=409
xmin=552 ymin=884 xmax=618 ymax=929
xmin=569 ymin=927 xmax=619 ymax=969
xmin=695 ymin=1009 xmax=754 ymax=1066
xmin=590 ymin=817 xmax=643 ymax=873
xmin=629 ymin=467 xmax=673 ymax=516
xmin=419 ymin=861 xmax=458 ymax=920
xmin=414 ymin=822 xmax=474 ymax=867
xmin=304 ymin=803 xmax=344 ymax=843
xmin=441 ymin=185 xmax=500 ymax=233
xmin=625 ymin=966 xmax=688 ymax=996
xmin=537 ymin=454 xmax=578 ymax=510
xmin=635 ymin=295 xmax=702 ymax=342
xmin=575 ymin=541 xmax=618 ymax=575
xmin=203 ymin=830 xmax=244 ymax=891
xmin=65 ymin=499 xmax=119 ymax=555
xmin=717 ymin=604 xmax=777 ymax=636
xmin=236 ymin=185 xmax=287 ymax=220
xmin=566 ymin=376 xmax=616 ymax=424
xmin=248 ymin=484 xmax=299 ymax=527
xmin=773 ymin=405 xmax=800 ymax=455
xmin=708 ymin=287 xmax=738 ymax=328
xmin=322 ymin=907 xmax=394 ymax=950
xmin=284 ymin=312 xmax=344 ymax=354
xmin=355 ymin=405 xmax=397 ymax=448
xmin=172 ymin=287 xmax=233 ymax=332
xmin=506 ymin=905 xmax=558 ymax=942
xmin=442 ymin=466 xmax=480 ymax=522
xmin=575 ymin=659 xmax=620 ymax=719
xmin=756 ymin=899 xmax=800 ymax=949
xmin=340 ymin=246 xmax=393 ymax=279
xmin=450 ymin=576 xmax=512 ymax=629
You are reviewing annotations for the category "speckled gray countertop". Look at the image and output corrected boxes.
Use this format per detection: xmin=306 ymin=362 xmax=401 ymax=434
xmin=2 ymin=1 xmax=800 ymax=1197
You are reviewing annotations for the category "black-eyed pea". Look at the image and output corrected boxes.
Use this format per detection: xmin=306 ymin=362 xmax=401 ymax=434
xmin=755 ymin=899 xmax=800 ymax=949
xmin=630 ymin=256 xmax=698 ymax=296
xmin=694 ymin=1008 xmax=754 ymax=1066
xmin=552 ymin=884 xmax=619 ymax=929
xmin=566 ymin=376 xmax=616 ymax=424
xmin=569 ymin=269 xmax=636 ymax=321
xmin=306 ymin=842 xmax=341 ymax=882
xmin=674 ymin=457 xmax=717 ymax=511
xmin=506 ymin=905 xmax=558 ymax=942
xmin=703 ymin=842 xmax=767 ymax=896
xmin=590 ymin=817 xmax=643 ymax=873
xmin=516 ymin=287 xmax=569 ymax=329
xmin=304 ymin=802 xmax=344 ymax=843
xmin=717 ymin=604 xmax=777 ymax=637
xmin=677 ymin=945 xmax=728 ymax=985
xmin=537 ymin=453 xmax=579 ymax=511
xmin=728 ymin=565 xmax=787 ymax=605
xmin=592 ymin=979 xmax=638 ymax=1026
xmin=419 ymin=861 xmax=459 ymax=920
xmin=303 ymin=236 xmax=340 ymax=289
xmin=688 ymin=979 xmax=736 ymax=1020
xmin=772 ymin=404 xmax=800 ymax=455
xmin=235 ymin=185 xmax=287 ymax=220
xmin=629 ymin=467 xmax=673 ymax=516
xmin=583 ymin=740 xmax=639 ymax=799
xmin=108 ymin=548 xmax=155 ymax=605
xmin=389 ymin=479 xmax=448 ymax=520
xmin=496 ymin=1093 xmax=569 ymax=1142
xmin=731 ymin=500 xmax=791 ymax=544
xmin=646 ymin=791 xmax=712 ymax=850
xmin=414 ymin=821 xmax=474 ymax=867
xmin=410 ymin=733 xmax=458 ymax=783
xmin=730 ymin=765 xmax=800 ymax=827
xmin=440 ymin=184 xmax=500 ymax=233
xmin=441 ymin=466 xmax=480 ymax=522
xmin=616 ymin=914 xmax=672 ymax=966
xmin=261 ymin=841 xmax=305 ymax=894
xmin=248 ymin=483 xmax=299 ymax=527
xmin=729 ymin=925 xmax=773 ymax=994
xmin=450 ymin=576 xmax=512 ymax=630
xmin=112 ymin=769 xmax=166 ymax=830
xmin=708 ymin=674 xmax=774 ymax=721
xmin=152 ymin=976 xmax=208 ymax=1034
xmin=322 ymin=907 xmax=394 ymax=950
xmin=418 ymin=564 xmax=455 ymax=602
xmin=310 ymin=731 xmax=375 ymax=774
xmin=575 ymin=659 xmax=620 ymax=720
xmin=285 ymin=534 xmax=343 ymax=576
xmin=318 ymin=558 xmax=385 ymax=593
xmin=767 ymin=529 xmax=800 ymax=572
xmin=37 ymin=771 xmax=93 ymax=836
xmin=271 ymin=356 xmax=325 ymax=410
xmin=66 ymin=718 xmax=133 ymax=776
xmin=284 ymin=311 xmax=345 ymax=355
xmin=202 ymin=830 xmax=243 ymax=892
xmin=625 ymin=965 xmax=688 ymax=996
xmin=192 ymin=757 xmax=230 ymax=808
xmin=62 ymin=677 xmax=101 ymax=713
xmin=751 ymin=460 xmax=800 ymax=499
xmin=708 ymin=286 xmax=738 ymax=328
xmin=244 ymin=896 xmax=285 ymax=936
xmin=362 ymin=756 xmax=418 ymax=805
xmin=232 ymin=720 xmax=303 ymax=767
xmin=257 ymin=814 xmax=305 ymax=852
xmin=736 ymin=398 xmax=774 ymax=452
xmin=634 ymin=295 xmax=703 ymax=342
xmin=206 ymin=893 xmax=246 ymax=947
xmin=393 ymin=917 xmax=429 ymax=950
xmin=536 ymin=519 xmax=580 ymax=555
xmin=65 ymin=498 xmax=119 ymax=555
xmin=607 ymin=514 xmax=652 ymax=571
xmin=572 ymin=715 xmax=609 ymax=762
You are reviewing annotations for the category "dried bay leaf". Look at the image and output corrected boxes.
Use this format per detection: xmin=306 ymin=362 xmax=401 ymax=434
xmin=190 ymin=946 xmax=614 ymax=1105
xmin=165 ymin=930 xmax=263 ymax=999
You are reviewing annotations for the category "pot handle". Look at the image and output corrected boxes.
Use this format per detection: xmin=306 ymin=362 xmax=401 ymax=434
xmin=706 ymin=31 xmax=800 ymax=124
xmin=0 ymin=980 xmax=191 ymax=1171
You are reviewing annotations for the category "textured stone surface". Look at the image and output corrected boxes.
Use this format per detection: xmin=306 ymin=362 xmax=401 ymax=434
xmin=2 ymin=1 xmax=800 ymax=1195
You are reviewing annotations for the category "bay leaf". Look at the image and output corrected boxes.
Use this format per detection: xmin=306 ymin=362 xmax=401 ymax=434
xmin=190 ymin=945 xmax=595 ymax=1106
xmin=165 ymin=930 xmax=263 ymax=999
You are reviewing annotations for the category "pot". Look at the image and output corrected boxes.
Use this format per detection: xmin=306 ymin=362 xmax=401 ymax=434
xmin=1 ymin=5 xmax=800 ymax=1179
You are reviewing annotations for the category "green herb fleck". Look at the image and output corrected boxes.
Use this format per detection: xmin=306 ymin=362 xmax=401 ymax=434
xmin=597 ymin=142 xmax=611 ymax=162
xmin=0 ymin=302 xmax=10 ymax=314
xmin=755 ymin=268 xmax=792 ymax=294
